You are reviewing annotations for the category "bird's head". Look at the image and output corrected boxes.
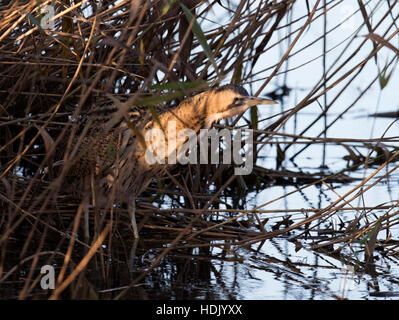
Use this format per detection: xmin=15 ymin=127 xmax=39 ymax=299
xmin=200 ymin=84 xmax=278 ymax=128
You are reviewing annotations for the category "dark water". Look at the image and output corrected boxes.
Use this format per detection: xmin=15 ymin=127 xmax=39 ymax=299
xmin=98 ymin=112 xmax=399 ymax=300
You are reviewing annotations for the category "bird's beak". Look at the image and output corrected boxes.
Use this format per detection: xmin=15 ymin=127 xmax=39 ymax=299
xmin=243 ymin=96 xmax=278 ymax=107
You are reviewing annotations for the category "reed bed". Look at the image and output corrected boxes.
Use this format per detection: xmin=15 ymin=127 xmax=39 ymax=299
xmin=1 ymin=0 xmax=399 ymax=299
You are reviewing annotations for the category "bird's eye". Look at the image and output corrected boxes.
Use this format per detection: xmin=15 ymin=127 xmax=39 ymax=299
xmin=233 ymin=97 xmax=239 ymax=103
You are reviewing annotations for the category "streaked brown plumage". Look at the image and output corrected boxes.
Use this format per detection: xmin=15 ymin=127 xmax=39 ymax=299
xmin=63 ymin=84 xmax=277 ymax=238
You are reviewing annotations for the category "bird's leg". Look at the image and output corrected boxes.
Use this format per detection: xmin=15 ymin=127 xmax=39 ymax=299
xmin=128 ymin=236 xmax=139 ymax=272
xmin=128 ymin=196 xmax=139 ymax=239
xmin=83 ymin=197 xmax=90 ymax=244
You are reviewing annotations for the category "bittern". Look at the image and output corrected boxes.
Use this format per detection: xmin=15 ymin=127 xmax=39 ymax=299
xmin=63 ymin=84 xmax=277 ymax=239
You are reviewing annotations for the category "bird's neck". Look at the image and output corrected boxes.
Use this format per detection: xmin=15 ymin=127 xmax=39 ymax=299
xmin=141 ymin=98 xmax=208 ymax=164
